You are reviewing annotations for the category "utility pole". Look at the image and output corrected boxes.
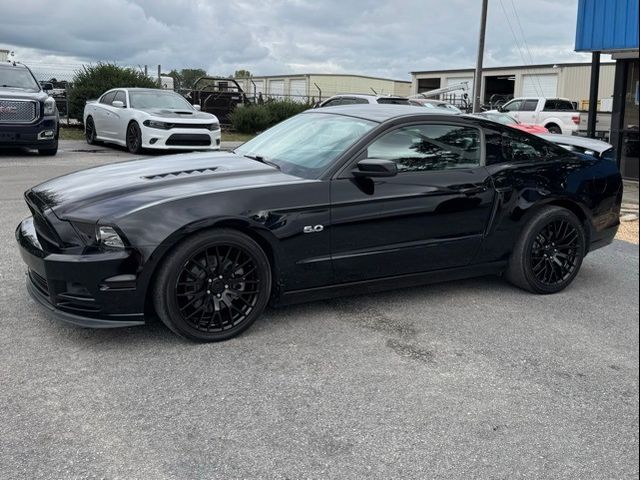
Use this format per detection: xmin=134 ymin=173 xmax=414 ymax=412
xmin=472 ymin=0 xmax=488 ymax=113
xmin=157 ymin=65 xmax=162 ymax=88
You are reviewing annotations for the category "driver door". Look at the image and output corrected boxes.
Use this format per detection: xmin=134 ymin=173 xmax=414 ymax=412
xmin=329 ymin=122 xmax=496 ymax=283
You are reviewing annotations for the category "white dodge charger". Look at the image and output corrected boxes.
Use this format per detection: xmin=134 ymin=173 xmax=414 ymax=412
xmin=83 ymin=88 xmax=221 ymax=153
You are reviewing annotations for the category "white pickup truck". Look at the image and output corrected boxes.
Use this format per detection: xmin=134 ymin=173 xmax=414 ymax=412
xmin=492 ymin=97 xmax=580 ymax=135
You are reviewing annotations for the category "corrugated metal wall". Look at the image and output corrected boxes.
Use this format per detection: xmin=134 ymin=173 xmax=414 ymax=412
xmin=558 ymin=64 xmax=615 ymax=102
xmin=575 ymin=0 xmax=639 ymax=52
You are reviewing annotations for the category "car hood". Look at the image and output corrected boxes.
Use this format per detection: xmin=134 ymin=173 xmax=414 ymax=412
xmin=0 ymin=88 xmax=47 ymax=101
xmin=29 ymin=152 xmax=307 ymax=220
xmin=140 ymin=108 xmax=216 ymax=121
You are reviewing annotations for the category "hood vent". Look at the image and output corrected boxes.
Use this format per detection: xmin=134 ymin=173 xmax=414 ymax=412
xmin=143 ymin=167 xmax=218 ymax=180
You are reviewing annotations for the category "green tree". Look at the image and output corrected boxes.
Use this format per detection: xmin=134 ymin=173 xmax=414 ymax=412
xmin=233 ymin=69 xmax=252 ymax=78
xmin=179 ymin=68 xmax=207 ymax=90
xmin=68 ymin=63 xmax=157 ymax=121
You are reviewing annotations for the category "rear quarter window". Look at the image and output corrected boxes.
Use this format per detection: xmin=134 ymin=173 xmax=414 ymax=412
xmin=484 ymin=128 xmax=573 ymax=164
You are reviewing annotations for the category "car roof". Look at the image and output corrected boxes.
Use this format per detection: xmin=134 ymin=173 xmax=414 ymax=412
xmin=309 ymin=104 xmax=460 ymax=123
xmin=327 ymin=93 xmax=407 ymax=100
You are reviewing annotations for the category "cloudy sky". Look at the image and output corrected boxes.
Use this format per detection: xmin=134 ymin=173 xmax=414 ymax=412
xmin=1 ymin=0 xmax=592 ymax=80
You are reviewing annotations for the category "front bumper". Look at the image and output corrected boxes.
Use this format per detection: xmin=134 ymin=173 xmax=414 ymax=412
xmin=16 ymin=216 xmax=146 ymax=328
xmin=141 ymin=125 xmax=221 ymax=150
xmin=0 ymin=115 xmax=58 ymax=149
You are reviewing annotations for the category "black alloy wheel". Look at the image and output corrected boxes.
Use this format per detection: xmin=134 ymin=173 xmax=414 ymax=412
xmin=153 ymin=229 xmax=272 ymax=341
xmin=126 ymin=122 xmax=143 ymax=154
xmin=506 ymin=206 xmax=586 ymax=294
xmin=530 ymin=219 xmax=582 ymax=286
xmin=85 ymin=116 xmax=97 ymax=144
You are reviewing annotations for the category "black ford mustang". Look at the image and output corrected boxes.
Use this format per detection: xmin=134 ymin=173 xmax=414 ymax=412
xmin=16 ymin=105 xmax=622 ymax=341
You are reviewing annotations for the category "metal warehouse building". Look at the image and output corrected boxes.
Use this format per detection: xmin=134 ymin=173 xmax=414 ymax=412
xmin=235 ymin=74 xmax=411 ymax=102
xmin=411 ymin=62 xmax=616 ymax=109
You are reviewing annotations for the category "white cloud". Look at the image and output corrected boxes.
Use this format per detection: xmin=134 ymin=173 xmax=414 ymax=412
xmin=1 ymin=0 xmax=591 ymax=80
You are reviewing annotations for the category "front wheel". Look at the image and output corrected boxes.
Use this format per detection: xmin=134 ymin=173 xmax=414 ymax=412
xmin=153 ymin=229 xmax=272 ymax=342
xmin=506 ymin=206 xmax=586 ymax=294
xmin=85 ymin=116 xmax=98 ymax=145
xmin=126 ymin=122 xmax=143 ymax=154
xmin=38 ymin=139 xmax=58 ymax=156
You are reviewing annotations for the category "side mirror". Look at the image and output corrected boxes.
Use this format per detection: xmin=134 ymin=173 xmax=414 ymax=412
xmin=193 ymin=104 xmax=201 ymax=111
xmin=497 ymin=106 xmax=506 ymax=113
xmin=352 ymin=159 xmax=398 ymax=178
xmin=111 ymin=100 xmax=125 ymax=108
xmin=41 ymin=82 xmax=54 ymax=92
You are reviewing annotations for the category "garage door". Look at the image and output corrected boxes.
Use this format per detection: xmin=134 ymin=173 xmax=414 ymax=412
xmin=521 ymin=74 xmax=558 ymax=97
xmin=268 ymin=80 xmax=285 ymax=99
xmin=446 ymin=76 xmax=474 ymax=96
xmin=289 ymin=79 xmax=307 ymax=102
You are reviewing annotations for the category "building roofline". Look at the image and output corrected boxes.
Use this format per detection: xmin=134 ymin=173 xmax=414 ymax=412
xmin=234 ymin=73 xmax=410 ymax=84
xmin=410 ymin=61 xmax=616 ymax=75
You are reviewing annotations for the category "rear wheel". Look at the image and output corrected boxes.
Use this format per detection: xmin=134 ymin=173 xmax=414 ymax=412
xmin=153 ymin=229 xmax=272 ymax=342
xmin=126 ymin=121 xmax=143 ymax=154
xmin=506 ymin=206 xmax=586 ymax=294
xmin=85 ymin=116 xmax=98 ymax=144
xmin=546 ymin=123 xmax=562 ymax=134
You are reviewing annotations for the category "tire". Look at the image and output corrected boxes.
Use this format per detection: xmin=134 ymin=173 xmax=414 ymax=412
xmin=153 ymin=229 xmax=272 ymax=342
xmin=38 ymin=139 xmax=58 ymax=156
xmin=85 ymin=116 xmax=98 ymax=145
xmin=126 ymin=121 xmax=143 ymax=154
xmin=505 ymin=206 xmax=586 ymax=294
xmin=546 ymin=124 xmax=562 ymax=134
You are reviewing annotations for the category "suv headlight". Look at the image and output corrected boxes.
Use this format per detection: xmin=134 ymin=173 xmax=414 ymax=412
xmin=43 ymin=97 xmax=56 ymax=115
xmin=96 ymin=226 xmax=125 ymax=249
xmin=143 ymin=120 xmax=173 ymax=129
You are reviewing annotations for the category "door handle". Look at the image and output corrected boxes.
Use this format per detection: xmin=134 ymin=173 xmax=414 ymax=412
xmin=458 ymin=186 xmax=487 ymax=195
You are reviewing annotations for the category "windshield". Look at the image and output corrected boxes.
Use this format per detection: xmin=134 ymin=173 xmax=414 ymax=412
xmin=0 ymin=67 xmax=40 ymax=91
xmin=485 ymin=113 xmax=517 ymax=125
xmin=129 ymin=91 xmax=193 ymax=110
xmin=235 ymin=112 xmax=377 ymax=178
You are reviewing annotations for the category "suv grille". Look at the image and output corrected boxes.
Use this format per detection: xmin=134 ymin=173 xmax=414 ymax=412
xmin=0 ymin=98 xmax=38 ymax=123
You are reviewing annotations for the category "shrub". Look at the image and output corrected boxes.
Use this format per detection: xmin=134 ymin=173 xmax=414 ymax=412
xmin=229 ymin=99 xmax=312 ymax=134
xmin=229 ymin=104 xmax=272 ymax=133
xmin=68 ymin=63 xmax=157 ymax=121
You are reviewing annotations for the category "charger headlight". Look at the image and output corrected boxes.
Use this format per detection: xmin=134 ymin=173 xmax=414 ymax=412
xmin=96 ymin=226 xmax=125 ymax=249
xmin=43 ymin=97 xmax=56 ymax=115
xmin=143 ymin=120 xmax=172 ymax=129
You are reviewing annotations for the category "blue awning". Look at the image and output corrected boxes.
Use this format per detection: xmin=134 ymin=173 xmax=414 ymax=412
xmin=575 ymin=0 xmax=639 ymax=52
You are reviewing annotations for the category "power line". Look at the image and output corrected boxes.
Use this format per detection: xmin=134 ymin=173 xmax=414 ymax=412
xmin=498 ymin=0 xmax=543 ymax=96
xmin=509 ymin=0 xmax=546 ymax=96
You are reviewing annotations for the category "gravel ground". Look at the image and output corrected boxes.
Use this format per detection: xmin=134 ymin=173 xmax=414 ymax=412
xmin=1 ymin=145 xmax=638 ymax=479
xmin=617 ymin=219 xmax=639 ymax=244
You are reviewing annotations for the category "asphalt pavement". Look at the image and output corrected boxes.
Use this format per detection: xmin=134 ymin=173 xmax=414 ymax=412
xmin=1 ymin=143 xmax=638 ymax=479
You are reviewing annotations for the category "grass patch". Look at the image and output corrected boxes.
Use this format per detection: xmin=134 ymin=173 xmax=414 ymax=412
xmin=59 ymin=126 xmax=85 ymax=141
xmin=221 ymin=131 xmax=256 ymax=143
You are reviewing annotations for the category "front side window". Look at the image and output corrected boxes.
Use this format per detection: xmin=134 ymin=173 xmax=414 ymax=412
xmin=113 ymin=91 xmax=127 ymax=106
xmin=366 ymin=124 xmax=481 ymax=172
xmin=377 ymin=97 xmax=410 ymax=105
xmin=100 ymin=91 xmax=117 ymax=105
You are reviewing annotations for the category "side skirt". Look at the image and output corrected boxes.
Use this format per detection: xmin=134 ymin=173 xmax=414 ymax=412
xmin=275 ymin=261 xmax=507 ymax=306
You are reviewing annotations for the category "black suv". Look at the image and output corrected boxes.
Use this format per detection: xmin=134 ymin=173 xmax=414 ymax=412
xmin=0 ymin=62 xmax=59 ymax=155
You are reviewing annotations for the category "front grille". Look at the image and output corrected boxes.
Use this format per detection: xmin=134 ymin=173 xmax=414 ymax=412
xmin=166 ymin=134 xmax=211 ymax=146
xmin=0 ymin=98 xmax=38 ymax=123
xmin=172 ymin=123 xmax=219 ymax=130
xmin=29 ymin=269 xmax=49 ymax=296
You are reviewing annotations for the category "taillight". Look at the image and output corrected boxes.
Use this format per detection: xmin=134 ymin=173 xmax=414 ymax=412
xmin=572 ymin=115 xmax=580 ymax=125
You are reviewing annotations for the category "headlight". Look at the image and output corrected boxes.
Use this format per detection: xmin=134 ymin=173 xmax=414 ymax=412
xmin=43 ymin=97 xmax=56 ymax=115
xmin=96 ymin=226 xmax=125 ymax=249
xmin=209 ymin=122 xmax=220 ymax=131
xmin=143 ymin=120 xmax=173 ymax=129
